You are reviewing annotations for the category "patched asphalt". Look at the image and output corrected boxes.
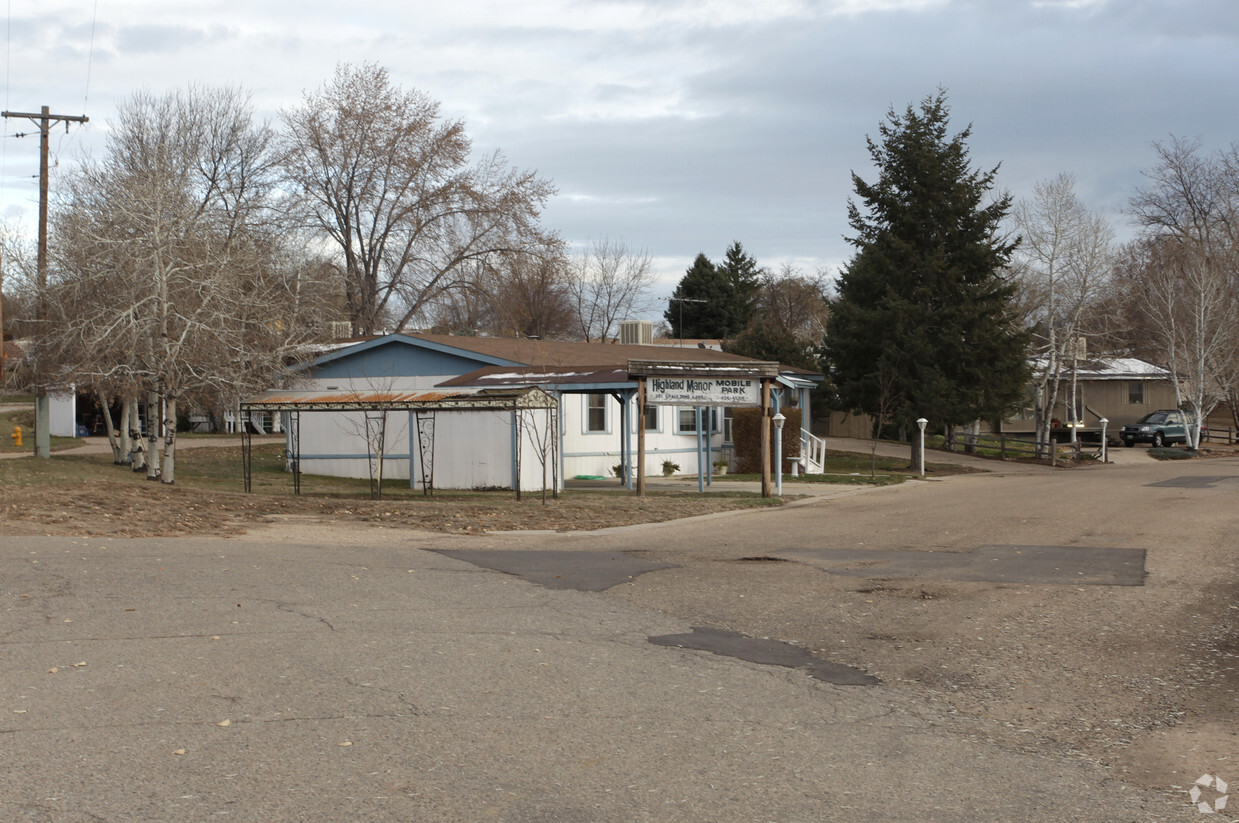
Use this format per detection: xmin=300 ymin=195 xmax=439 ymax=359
xmin=1144 ymin=475 xmax=1239 ymax=488
xmin=649 ymin=626 xmax=879 ymax=686
xmin=773 ymin=544 xmax=1147 ymax=586
xmin=432 ymin=549 xmax=677 ymax=591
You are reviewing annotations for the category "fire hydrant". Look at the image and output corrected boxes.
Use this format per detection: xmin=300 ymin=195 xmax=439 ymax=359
xmin=10 ymin=426 xmax=22 ymax=447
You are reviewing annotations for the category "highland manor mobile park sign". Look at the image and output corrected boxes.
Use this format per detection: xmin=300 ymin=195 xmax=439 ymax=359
xmin=645 ymin=376 xmax=760 ymax=406
xmin=627 ymin=359 xmax=783 ymax=498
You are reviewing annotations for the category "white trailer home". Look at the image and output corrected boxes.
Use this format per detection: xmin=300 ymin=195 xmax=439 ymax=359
xmin=252 ymin=332 xmax=821 ymax=491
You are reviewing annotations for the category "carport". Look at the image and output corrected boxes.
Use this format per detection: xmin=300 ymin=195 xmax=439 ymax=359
xmin=239 ymin=386 xmax=559 ymax=498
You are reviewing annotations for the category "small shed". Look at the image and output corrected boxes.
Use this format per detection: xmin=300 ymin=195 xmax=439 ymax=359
xmin=240 ymin=386 xmax=559 ymax=496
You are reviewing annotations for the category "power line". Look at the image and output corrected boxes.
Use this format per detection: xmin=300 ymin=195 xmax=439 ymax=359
xmin=83 ymin=0 xmax=97 ymax=113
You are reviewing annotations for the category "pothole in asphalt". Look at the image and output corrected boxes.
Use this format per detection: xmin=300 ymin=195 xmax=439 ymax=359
xmin=649 ymin=626 xmax=879 ymax=686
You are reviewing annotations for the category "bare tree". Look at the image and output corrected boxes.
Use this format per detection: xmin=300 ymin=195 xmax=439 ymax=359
xmin=47 ymin=86 xmax=326 ymax=482
xmin=428 ymin=250 xmax=575 ymax=339
xmin=566 ymin=237 xmax=655 ymax=341
xmin=1127 ymin=138 xmax=1239 ymax=448
xmin=279 ymin=63 xmax=558 ymax=336
xmin=754 ymin=263 xmax=831 ymax=342
xmin=1011 ymin=173 xmax=1115 ymax=454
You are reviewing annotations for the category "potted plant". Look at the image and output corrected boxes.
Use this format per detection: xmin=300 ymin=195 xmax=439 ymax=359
xmin=713 ymin=459 xmax=729 ymax=475
xmin=661 ymin=460 xmax=680 ymax=477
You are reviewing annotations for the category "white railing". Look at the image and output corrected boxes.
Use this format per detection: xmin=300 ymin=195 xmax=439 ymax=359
xmin=800 ymin=430 xmax=826 ymax=474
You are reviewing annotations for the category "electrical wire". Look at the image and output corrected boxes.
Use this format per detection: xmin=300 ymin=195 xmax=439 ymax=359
xmin=83 ymin=0 xmax=97 ymax=114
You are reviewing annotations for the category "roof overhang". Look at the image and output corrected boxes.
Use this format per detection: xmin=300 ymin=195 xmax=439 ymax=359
xmin=241 ymin=386 xmax=557 ymax=413
xmin=626 ymin=360 xmax=782 ymax=379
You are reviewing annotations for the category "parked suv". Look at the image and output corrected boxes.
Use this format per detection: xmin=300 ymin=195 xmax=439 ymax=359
xmin=1120 ymin=410 xmax=1191 ymax=447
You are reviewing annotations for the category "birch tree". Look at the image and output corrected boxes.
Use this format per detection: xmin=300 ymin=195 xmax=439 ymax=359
xmin=48 ymin=86 xmax=325 ymax=482
xmin=1011 ymin=173 xmax=1115 ymax=453
xmin=279 ymin=62 xmax=558 ymax=336
xmin=1127 ymin=138 xmax=1239 ymax=448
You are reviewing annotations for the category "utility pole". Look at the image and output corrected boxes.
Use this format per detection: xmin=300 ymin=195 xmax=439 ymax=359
xmin=3 ymin=106 xmax=89 ymax=458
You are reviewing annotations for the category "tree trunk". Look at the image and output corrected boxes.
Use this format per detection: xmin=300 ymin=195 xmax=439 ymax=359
xmin=129 ymin=400 xmax=146 ymax=472
xmin=161 ymin=395 xmax=177 ymax=484
xmin=146 ymin=390 xmax=161 ymax=481
xmin=117 ymin=398 xmax=133 ymax=465
xmin=96 ymin=390 xmax=124 ymax=464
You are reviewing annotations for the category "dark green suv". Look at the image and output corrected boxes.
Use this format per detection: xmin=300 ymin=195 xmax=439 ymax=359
xmin=1120 ymin=410 xmax=1189 ymax=447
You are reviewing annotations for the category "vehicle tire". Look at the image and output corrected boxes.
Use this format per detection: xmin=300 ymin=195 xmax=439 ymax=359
xmin=1153 ymin=432 xmax=1164 ymax=448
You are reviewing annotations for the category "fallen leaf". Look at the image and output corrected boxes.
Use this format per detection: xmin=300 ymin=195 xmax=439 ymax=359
xmin=338 ymin=740 xmax=353 ymax=747
xmin=173 ymin=749 xmax=186 ymax=756
xmin=216 ymin=719 xmax=231 ymax=727
xmin=71 ymin=661 xmax=87 ymax=668
xmin=47 ymin=667 xmax=58 ymax=674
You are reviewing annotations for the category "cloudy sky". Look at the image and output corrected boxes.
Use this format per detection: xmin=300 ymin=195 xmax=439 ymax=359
xmin=4 ymin=0 xmax=1238 ymax=314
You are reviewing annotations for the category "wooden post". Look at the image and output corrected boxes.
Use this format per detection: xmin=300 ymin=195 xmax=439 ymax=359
xmin=637 ymin=378 xmax=646 ymax=496
xmin=1050 ymin=437 xmax=1057 ymax=467
xmin=760 ymin=379 xmax=772 ymax=498
xmin=999 ymin=433 xmax=1006 ymax=461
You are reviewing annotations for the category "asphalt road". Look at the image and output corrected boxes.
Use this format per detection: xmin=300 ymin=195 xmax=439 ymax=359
xmin=0 ymin=444 xmax=1222 ymax=822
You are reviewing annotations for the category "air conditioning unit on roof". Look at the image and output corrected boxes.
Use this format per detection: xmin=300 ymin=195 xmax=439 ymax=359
xmin=619 ymin=320 xmax=653 ymax=345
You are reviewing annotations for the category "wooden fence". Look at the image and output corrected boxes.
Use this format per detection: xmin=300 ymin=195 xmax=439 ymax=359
xmin=941 ymin=430 xmax=1103 ymax=464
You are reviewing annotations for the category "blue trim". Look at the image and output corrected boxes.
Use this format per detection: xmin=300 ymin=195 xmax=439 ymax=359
xmin=565 ymin=446 xmax=709 ymax=459
xmin=299 ymin=452 xmax=414 ymax=460
xmin=311 ymin=333 xmax=520 ymax=371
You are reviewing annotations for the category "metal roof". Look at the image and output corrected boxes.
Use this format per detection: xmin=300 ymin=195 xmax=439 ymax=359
xmin=437 ymin=365 xmax=632 ymax=391
xmin=241 ymin=386 xmax=557 ymax=412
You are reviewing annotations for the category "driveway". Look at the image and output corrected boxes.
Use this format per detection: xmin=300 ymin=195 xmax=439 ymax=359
xmin=1 ymin=447 xmax=1227 ymax=820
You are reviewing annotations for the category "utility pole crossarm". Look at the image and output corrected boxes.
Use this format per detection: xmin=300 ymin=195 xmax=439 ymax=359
xmin=2 ymin=110 xmax=89 ymax=127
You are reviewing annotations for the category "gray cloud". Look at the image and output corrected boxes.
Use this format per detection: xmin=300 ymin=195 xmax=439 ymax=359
xmin=4 ymin=0 xmax=1236 ymax=287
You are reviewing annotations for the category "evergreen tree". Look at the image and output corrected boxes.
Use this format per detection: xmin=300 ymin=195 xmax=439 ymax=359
xmin=665 ymin=253 xmax=738 ymax=338
xmin=821 ymin=91 xmax=1030 ymax=458
xmin=716 ymin=241 xmax=762 ymax=332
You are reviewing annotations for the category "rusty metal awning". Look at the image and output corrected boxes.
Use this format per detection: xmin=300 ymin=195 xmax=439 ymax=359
xmin=241 ymin=385 xmax=558 ymax=413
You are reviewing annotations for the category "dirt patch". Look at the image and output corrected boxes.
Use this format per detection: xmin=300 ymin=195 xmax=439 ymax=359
xmin=0 ymin=479 xmax=782 ymax=538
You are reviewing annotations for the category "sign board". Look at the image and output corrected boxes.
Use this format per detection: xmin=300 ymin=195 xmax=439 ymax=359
xmin=646 ymin=376 xmax=760 ymax=407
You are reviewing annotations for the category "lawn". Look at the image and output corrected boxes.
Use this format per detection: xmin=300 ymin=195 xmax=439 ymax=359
xmin=0 ymin=443 xmax=789 ymax=537
xmin=717 ymin=448 xmax=979 ymax=485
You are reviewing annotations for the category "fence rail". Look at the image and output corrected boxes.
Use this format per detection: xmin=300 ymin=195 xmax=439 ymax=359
xmin=941 ymin=430 xmax=1103 ymax=464
xmin=1201 ymin=426 xmax=1237 ymax=444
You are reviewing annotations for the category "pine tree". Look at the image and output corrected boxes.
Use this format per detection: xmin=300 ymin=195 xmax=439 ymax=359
xmin=716 ymin=241 xmax=761 ymax=333
xmin=822 ymin=91 xmax=1030 ymax=457
xmin=665 ymin=253 xmax=738 ymax=339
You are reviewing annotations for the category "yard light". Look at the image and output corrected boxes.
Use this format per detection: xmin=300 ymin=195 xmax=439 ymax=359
xmin=916 ymin=417 xmax=928 ymax=477
xmin=772 ymin=413 xmax=786 ymax=496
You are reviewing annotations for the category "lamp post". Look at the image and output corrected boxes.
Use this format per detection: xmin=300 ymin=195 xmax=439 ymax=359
xmin=772 ymin=412 xmax=786 ymax=496
xmin=916 ymin=417 xmax=928 ymax=478
xmin=1099 ymin=418 xmax=1108 ymax=464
